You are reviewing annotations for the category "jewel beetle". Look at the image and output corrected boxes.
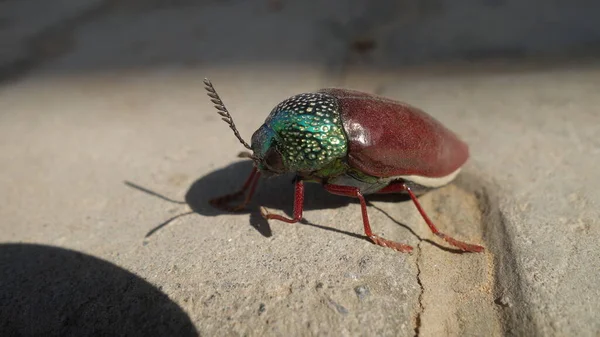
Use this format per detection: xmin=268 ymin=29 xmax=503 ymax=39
xmin=204 ymin=78 xmax=484 ymax=253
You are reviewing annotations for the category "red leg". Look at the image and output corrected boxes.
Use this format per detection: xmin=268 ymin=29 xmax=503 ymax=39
xmin=377 ymin=182 xmax=484 ymax=252
xmin=324 ymin=184 xmax=413 ymax=253
xmin=210 ymin=167 xmax=261 ymax=212
xmin=260 ymin=179 xmax=304 ymax=222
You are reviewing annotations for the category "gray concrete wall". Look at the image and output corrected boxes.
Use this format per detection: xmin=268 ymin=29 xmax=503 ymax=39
xmin=2 ymin=0 xmax=600 ymax=77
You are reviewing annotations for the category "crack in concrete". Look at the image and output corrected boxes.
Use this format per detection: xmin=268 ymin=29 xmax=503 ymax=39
xmin=413 ymin=241 xmax=424 ymax=337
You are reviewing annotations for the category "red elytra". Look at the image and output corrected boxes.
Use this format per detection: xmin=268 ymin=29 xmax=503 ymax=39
xmin=206 ymin=82 xmax=484 ymax=253
xmin=322 ymin=88 xmax=469 ymax=178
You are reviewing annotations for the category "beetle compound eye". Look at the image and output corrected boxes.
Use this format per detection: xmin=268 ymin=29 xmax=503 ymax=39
xmin=264 ymin=148 xmax=285 ymax=173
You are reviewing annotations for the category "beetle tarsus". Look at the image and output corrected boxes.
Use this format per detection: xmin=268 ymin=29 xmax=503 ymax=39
xmin=260 ymin=206 xmax=299 ymax=223
xmin=370 ymin=235 xmax=413 ymax=253
xmin=435 ymin=233 xmax=485 ymax=252
xmin=260 ymin=180 xmax=305 ymax=223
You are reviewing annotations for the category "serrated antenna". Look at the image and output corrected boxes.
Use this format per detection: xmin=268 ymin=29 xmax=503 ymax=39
xmin=204 ymin=78 xmax=252 ymax=150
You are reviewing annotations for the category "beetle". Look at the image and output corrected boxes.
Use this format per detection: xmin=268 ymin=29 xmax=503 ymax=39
xmin=203 ymin=78 xmax=484 ymax=253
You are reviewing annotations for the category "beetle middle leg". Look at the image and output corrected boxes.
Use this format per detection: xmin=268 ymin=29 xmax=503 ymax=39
xmin=323 ymin=184 xmax=414 ymax=253
xmin=209 ymin=167 xmax=261 ymax=212
xmin=377 ymin=182 xmax=484 ymax=252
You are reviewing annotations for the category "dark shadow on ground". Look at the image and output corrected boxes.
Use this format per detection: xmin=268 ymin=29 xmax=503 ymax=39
xmin=184 ymin=160 xmax=350 ymax=216
xmin=126 ymin=160 xmax=438 ymax=243
xmin=140 ymin=160 xmax=352 ymax=238
xmin=0 ymin=243 xmax=198 ymax=337
xmin=126 ymin=161 xmax=479 ymax=253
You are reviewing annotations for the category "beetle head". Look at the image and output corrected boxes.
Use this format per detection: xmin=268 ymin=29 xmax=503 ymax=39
xmin=250 ymin=124 xmax=286 ymax=175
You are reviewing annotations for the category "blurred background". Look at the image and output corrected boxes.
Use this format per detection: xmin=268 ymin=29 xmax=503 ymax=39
xmin=3 ymin=0 xmax=600 ymax=81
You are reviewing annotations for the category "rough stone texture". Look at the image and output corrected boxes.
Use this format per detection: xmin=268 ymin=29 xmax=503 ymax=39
xmin=1 ymin=1 xmax=599 ymax=336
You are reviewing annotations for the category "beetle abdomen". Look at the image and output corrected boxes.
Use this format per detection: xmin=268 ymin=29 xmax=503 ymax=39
xmin=319 ymin=88 xmax=469 ymax=179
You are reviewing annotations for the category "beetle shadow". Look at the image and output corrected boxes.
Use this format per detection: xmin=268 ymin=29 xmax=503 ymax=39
xmin=126 ymin=160 xmax=353 ymax=239
xmin=126 ymin=160 xmax=464 ymax=252
xmin=183 ymin=160 xmax=351 ymax=216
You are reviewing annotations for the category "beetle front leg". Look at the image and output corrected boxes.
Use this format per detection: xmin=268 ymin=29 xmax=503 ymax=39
xmin=210 ymin=166 xmax=261 ymax=212
xmin=378 ymin=182 xmax=484 ymax=252
xmin=260 ymin=178 xmax=304 ymax=223
xmin=324 ymin=184 xmax=413 ymax=253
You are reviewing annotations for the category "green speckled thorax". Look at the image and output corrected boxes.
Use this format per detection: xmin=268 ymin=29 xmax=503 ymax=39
xmin=265 ymin=92 xmax=348 ymax=172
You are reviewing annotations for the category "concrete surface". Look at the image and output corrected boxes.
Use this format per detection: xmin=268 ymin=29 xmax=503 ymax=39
xmin=1 ymin=1 xmax=599 ymax=336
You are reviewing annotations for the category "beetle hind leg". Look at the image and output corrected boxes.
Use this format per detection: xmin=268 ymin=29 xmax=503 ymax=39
xmin=378 ymin=182 xmax=485 ymax=253
xmin=405 ymin=186 xmax=484 ymax=252
xmin=324 ymin=184 xmax=414 ymax=253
